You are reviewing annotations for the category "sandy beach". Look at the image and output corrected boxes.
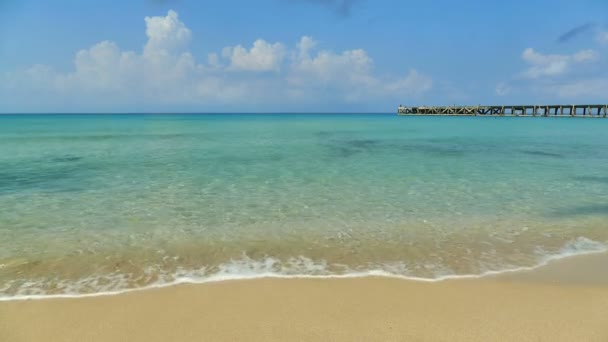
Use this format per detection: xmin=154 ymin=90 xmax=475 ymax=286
xmin=2 ymin=253 xmax=608 ymax=342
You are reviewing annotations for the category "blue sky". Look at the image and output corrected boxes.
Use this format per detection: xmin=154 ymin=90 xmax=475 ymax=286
xmin=1 ymin=0 xmax=607 ymax=112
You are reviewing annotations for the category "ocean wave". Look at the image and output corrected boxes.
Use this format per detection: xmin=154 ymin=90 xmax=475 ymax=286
xmin=0 ymin=236 xmax=606 ymax=302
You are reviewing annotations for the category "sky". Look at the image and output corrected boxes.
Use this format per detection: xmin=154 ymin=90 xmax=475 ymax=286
xmin=0 ymin=0 xmax=607 ymax=113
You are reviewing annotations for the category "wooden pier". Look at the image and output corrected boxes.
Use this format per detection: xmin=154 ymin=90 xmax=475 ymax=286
xmin=397 ymin=104 xmax=608 ymax=117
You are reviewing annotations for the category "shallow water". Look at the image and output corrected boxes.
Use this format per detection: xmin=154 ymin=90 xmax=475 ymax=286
xmin=1 ymin=114 xmax=608 ymax=298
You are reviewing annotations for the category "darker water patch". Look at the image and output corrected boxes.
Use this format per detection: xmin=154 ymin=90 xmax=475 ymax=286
xmin=333 ymin=147 xmax=360 ymax=158
xmin=214 ymin=153 xmax=284 ymax=164
xmin=0 ymin=168 xmax=71 ymax=194
xmin=51 ymin=155 xmax=83 ymax=163
xmin=573 ymin=176 xmax=608 ymax=184
xmin=2 ymin=132 xmax=205 ymax=142
xmin=550 ymin=204 xmax=608 ymax=218
xmin=326 ymin=138 xmax=474 ymax=159
xmin=326 ymin=139 xmax=382 ymax=158
xmin=521 ymin=150 xmax=564 ymax=158
xmin=396 ymin=143 xmax=468 ymax=157
xmin=348 ymin=139 xmax=379 ymax=149
xmin=0 ymin=160 xmax=96 ymax=195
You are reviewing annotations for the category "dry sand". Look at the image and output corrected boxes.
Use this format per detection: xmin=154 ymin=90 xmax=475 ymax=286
xmin=1 ymin=253 xmax=608 ymax=342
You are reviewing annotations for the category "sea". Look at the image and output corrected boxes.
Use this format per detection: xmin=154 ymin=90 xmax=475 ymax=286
xmin=1 ymin=114 xmax=607 ymax=299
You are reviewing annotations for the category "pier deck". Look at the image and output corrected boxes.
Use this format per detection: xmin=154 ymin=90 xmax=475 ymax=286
xmin=398 ymin=105 xmax=608 ymax=117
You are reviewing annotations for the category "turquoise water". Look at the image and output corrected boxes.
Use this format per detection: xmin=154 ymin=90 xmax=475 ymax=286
xmin=1 ymin=114 xmax=608 ymax=298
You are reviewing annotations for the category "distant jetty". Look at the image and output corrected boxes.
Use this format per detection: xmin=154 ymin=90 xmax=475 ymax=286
xmin=398 ymin=104 xmax=608 ymax=117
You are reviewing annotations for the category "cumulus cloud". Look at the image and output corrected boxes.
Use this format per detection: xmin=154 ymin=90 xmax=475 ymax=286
xmin=1 ymin=10 xmax=431 ymax=111
xmin=290 ymin=39 xmax=373 ymax=85
xmin=72 ymin=41 xmax=132 ymax=90
xmin=207 ymin=53 xmax=222 ymax=69
xmin=384 ymin=70 xmax=432 ymax=95
xmin=296 ymin=36 xmax=317 ymax=58
xmin=501 ymin=45 xmax=606 ymax=101
xmin=222 ymin=39 xmax=286 ymax=71
xmin=520 ymin=48 xmax=598 ymax=79
xmin=544 ymin=78 xmax=608 ymax=98
xmin=288 ymin=36 xmax=431 ymax=101
xmin=59 ymin=12 xmax=201 ymax=101
xmin=3 ymin=10 xmax=209 ymax=108
xmin=144 ymin=10 xmax=191 ymax=56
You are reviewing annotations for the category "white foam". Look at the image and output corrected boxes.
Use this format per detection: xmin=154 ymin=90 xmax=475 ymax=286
xmin=555 ymin=236 xmax=607 ymax=256
xmin=1 ymin=237 xmax=606 ymax=302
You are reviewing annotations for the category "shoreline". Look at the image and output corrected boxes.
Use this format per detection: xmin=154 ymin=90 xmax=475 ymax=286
xmin=2 ymin=253 xmax=608 ymax=341
xmin=1 ymin=246 xmax=607 ymax=302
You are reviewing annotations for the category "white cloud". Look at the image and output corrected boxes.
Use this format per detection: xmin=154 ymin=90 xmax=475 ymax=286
xmin=384 ymin=70 xmax=432 ymax=96
xmin=71 ymin=41 xmax=134 ymax=90
xmin=207 ymin=53 xmax=222 ymax=69
xmin=288 ymin=36 xmax=431 ymax=101
xmin=296 ymin=35 xmax=317 ymax=58
xmin=291 ymin=46 xmax=373 ymax=85
xmin=144 ymin=10 xmax=191 ymax=56
xmin=542 ymin=78 xmax=608 ymax=98
xmin=572 ymin=49 xmax=599 ymax=62
xmin=502 ymin=46 xmax=606 ymax=101
xmin=1 ymin=10 xmax=432 ymax=111
xmin=222 ymin=39 xmax=286 ymax=72
xmin=3 ymin=10 xmax=205 ymax=106
xmin=520 ymin=48 xmax=598 ymax=79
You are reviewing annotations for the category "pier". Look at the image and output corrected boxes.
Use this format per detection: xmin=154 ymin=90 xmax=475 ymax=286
xmin=398 ymin=104 xmax=608 ymax=117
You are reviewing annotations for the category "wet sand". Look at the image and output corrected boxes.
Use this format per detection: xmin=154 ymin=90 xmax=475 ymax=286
xmin=1 ymin=253 xmax=608 ymax=342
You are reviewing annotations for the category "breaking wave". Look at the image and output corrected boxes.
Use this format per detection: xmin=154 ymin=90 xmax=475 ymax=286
xmin=1 ymin=237 xmax=606 ymax=301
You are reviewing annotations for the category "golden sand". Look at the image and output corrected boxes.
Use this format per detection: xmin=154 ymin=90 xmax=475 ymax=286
xmin=1 ymin=253 xmax=608 ymax=342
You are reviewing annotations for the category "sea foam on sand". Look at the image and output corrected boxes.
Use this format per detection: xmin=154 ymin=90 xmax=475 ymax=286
xmin=1 ymin=236 xmax=606 ymax=301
